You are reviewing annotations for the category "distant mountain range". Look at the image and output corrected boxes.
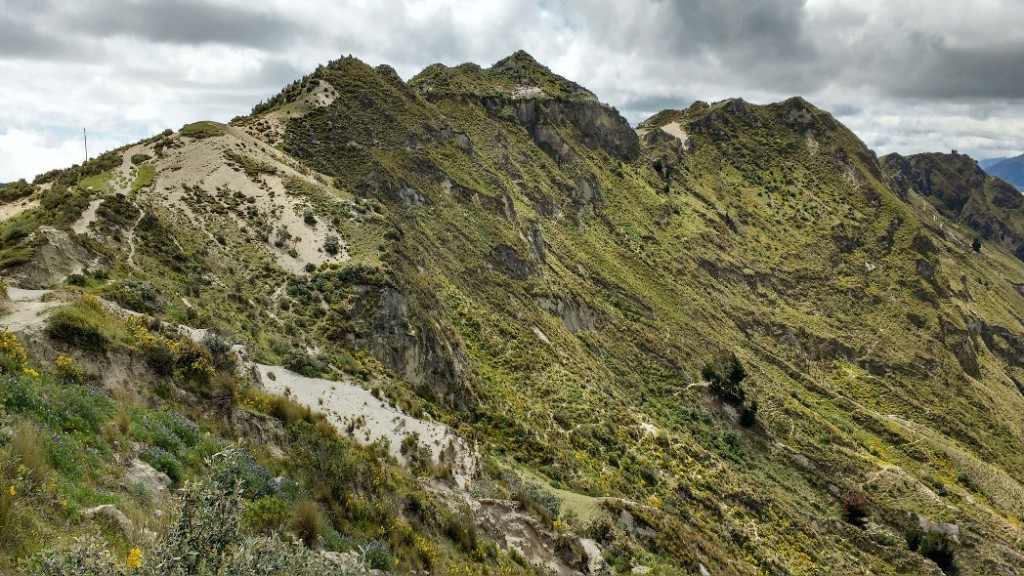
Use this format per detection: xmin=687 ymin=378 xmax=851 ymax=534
xmin=980 ymin=154 xmax=1024 ymax=190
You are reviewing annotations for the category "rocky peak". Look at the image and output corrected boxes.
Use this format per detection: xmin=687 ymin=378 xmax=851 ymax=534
xmin=881 ymin=151 xmax=1024 ymax=260
xmin=490 ymin=49 xmax=543 ymax=73
xmin=410 ymin=52 xmax=637 ymax=161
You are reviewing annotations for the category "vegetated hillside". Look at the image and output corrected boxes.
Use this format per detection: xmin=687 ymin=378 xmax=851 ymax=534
xmin=882 ymin=151 xmax=1024 ymax=260
xmin=1 ymin=51 xmax=1024 ymax=575
xmin=982 ymin=153 xmax=1024 ymax=191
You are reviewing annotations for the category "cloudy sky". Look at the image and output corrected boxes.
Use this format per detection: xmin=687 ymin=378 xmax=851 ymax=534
xmin=1 ymin=0 xmax=1023 ymax=181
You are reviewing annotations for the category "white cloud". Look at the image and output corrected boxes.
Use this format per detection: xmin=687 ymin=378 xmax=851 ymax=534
xmin=0 ymin=0 xmax=1022 ymax=181
xmin=0 ymin=128 xmax=122 ymax=182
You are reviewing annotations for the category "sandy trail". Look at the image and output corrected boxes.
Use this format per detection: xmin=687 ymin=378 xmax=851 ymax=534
xmin=0 ymin=197 xmax=39 ymax=222
xmin=255 ymin=363 xmax=457 ymax=464
xmin=125 ymin=212 xmax=146 ymax=269
xmin=72 ymin=199 xmax=104 ymax=235
xmin=2 ymin=288 xmax=58 ymax=331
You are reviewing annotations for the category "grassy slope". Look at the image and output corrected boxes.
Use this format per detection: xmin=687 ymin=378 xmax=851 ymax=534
xmin=884 ymin=150 xmax=1024 ymax=259
xmin=3 ymin=53 xmax=1024 ymax=575
xmin=0 ymin=297 xmax=539 ymax=575
xmin=278 ymin=60 xmax=1024 ymax=574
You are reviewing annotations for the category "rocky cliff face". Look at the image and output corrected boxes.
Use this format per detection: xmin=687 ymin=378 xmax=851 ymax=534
xmin=882 ymin=151 xmax=1024 ymax=259
xmin=412 ymin=52 xmax=640 ymax=162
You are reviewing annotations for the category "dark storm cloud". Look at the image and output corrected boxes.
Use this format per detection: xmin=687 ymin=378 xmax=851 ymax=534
xmin=659 ymin=0 xmax=814 ymax=60
xmin=3 ymin=0 xmax=1024 ymax=181
xmin=0 ymin=21 xmax=87 ymax=60
xmin=886 ymin=41 xmax=1024 ymax=99
xmin=559 ymin=0 xmax=1024 ymax=103
xmin=60 ymin=0 xmax=308 ymax=49
xmin=829 ymin=104 xmax=861 ymax=117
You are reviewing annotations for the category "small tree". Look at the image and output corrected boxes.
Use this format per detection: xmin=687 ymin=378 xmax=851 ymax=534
xmin=702 ymin=352 xmax=747 ymax=406
xmin=702 ymin=352 xmax=757 ymax=426
xmin=972 ymin=238 xmax=982 ymax=253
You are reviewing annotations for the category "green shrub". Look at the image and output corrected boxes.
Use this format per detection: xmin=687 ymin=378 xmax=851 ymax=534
xmin=0 ymin=452 xmax=29 ymax=557
xmin=440 ymin=506 xmax=477 ymax=553
xmin=143 ymin=342 xmax=176 ymax=376
xmin=208 ymin=449 xmax=276 ymax=498
xmin=0 ymin=330 xmax=30 ymax=374
xmin=243 ymin=494 xmax=291 ymax=533
xmin=290 ymin=500 xmax=322 ymax=548
xmin=739 ymin=401 xmax=758 ymax=427
xmin=363 ymin=541 xmax=395 ymax=572
xmin=95 ymin=194 xmax=140 ymax=230
xmin=283 ymin=350 xmax=329 ymax=378
xmin=909 ymin=530 xmax=957 ymax=573
xmin=202 ymin=332 xmax=236 ymax=372
xmin=323 ymin=235 xmax=340 ymax=256
xmin=702 ymin=352 xmax=758 ymax=426
xmin=65 ymin=273 xmax=87 ymax=287
xmin=51 ymin=355 xmax=88 ymax=385
xmin=44 ymin=308 xmax=108 ymax=353
xmin=102 ymin=280 xmax=165 ymax=315
xmin=180 ymin=121 xmax=225 ymax=139
xmin=506 ymin=474 xmax=561 ymax=524
xmin=140 ymin=448 xmax=184 ymax=484
xmin=270 ymin=396 xmax=313 ymax=427
xmin=21 ymin=450 xmax=343 ymax=575
xmin=130 ymin=153 xmax=152 ymax=165
xmin=224 ymin=150 xmax=276 ymax=178
xmin=400 ymin=433 xmax=432 ymax=476
xmin=10 ymin=421 xmax=50 ymax=487
xmin=702 ymin=352 xmax=747 ymax=405
xmin=0 ymin=180 xmax=34 ymax=202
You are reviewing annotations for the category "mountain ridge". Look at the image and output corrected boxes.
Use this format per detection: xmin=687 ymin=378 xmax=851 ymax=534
xmin=1 ymin=51 xmax=1024 ymax=575
xmin=981 ymin=153 xmax=1024 ymax=191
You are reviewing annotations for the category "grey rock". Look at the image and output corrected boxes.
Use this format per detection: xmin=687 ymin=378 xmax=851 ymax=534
xmin=579 ymin=538 xmax=607 ymax=574
xmin=124 ymin=458 xmax=172 ymax=499
xmin=5 ymin=226 xmax=108 ymax=289
xmin=82 ymin=504 xmax=133 ymax=538
xmin=916 ymin=514 xmax=961 ymax=542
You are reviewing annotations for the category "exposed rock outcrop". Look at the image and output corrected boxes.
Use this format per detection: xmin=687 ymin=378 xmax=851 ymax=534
xmin=4 ymin=226 xmax=107 ymax=289
xmin=881 ymin=151 xmax=1024 ymax=261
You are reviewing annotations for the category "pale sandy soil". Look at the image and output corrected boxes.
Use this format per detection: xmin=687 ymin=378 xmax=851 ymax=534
xmin=255 ymin=363 xmax=465 ymax=465
xmin=143 ymin=125 xmax=349 ymax=273
xmin=1 ymin=288 xmax=58 ymax=331
xmin=0 ymin=197 xmax=39 ymax=222
xmin=659 ymin=121 xmax=691 ymax=150
xmin=242 ymin=79 xmax=338 ymax=145
xmin=72 ymin=199 xmax=103 ymax=235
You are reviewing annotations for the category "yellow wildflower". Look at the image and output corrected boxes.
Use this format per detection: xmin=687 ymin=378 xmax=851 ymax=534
xmin=22 ymin=367 xmax=38 ymax=377
xmin=126 ymin=547 xmax=143 ymax=567
xmin=8 ymin=485 xmax=15 ymax=496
